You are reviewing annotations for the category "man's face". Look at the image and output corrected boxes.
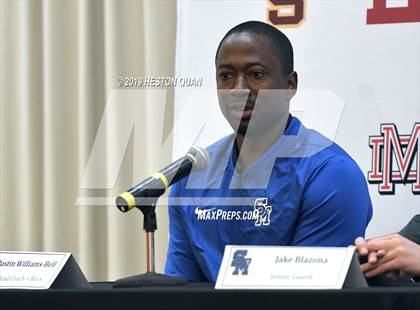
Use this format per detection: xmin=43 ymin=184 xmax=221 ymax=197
xmin=216 ymin=32 xmax=294 ymax=137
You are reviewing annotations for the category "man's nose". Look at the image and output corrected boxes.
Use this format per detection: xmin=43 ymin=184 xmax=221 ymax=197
xmin=230 ymin=75 xmax=249 ymax=98
xmin=233 ymin=75 xmax=248 ymax=90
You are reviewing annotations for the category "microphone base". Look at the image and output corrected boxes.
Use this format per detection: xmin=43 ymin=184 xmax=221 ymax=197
xmin=112 ymin=272 xmax=188 ymax=288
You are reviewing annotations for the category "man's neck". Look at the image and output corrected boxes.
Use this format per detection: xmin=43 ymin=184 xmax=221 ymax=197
xmin=234 ymin=114 xmax=292 ymax=171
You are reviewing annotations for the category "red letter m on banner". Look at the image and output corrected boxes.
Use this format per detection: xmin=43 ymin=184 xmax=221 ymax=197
xmin=368 ymin=123 xmax=420 ymax=194
xmin=367 ymin=0 xmax=420 ymax=24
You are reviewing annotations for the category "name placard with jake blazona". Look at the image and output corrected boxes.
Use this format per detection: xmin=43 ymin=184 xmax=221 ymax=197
xmin=216 ymin=245 xmax=361 ymax=290
xmin=0 ymin=251 xmax=71 ymax=289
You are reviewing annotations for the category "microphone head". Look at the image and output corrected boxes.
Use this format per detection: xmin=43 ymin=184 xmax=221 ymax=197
xmin=116 ymin=192 xmax=136 ymax=212
xmin=188 ymin=147 xmax=209 ymax=171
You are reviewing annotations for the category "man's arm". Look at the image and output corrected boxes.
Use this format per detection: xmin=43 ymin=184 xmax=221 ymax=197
xmin=400 ymin=215 xmax=420 ymax=244
xmin=355 ymin=215 xmax=420 ymax=278
xmin=291 ymin=158 xmax=372 ymax=246
xmin=164 ymin=186 xmax=207 ymax=282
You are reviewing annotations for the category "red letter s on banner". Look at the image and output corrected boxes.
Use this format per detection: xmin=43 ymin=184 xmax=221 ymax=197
xmin=267 ymin=0 xmax=306 ymax=28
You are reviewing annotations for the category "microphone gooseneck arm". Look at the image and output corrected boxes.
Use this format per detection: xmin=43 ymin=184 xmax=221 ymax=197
xmin=112 ymin=147 xmax=208 ymax=288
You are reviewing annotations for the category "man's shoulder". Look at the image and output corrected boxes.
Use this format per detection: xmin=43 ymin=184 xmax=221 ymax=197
xmin=205 ymin=133 xmax=235 ymax=158
xmin=306 ymin=137 xmax=363 ymax=184
xmin=282 ymin=118 xmax=360 ymax=171
xmin=170 ymin=133 xmax=234 ymax=194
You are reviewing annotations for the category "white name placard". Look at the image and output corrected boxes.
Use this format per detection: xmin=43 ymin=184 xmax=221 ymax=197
xmin=0 ymin=251 xmax=72 ymax=289
xmin=215 ymin=245 xmax=367 ymax=290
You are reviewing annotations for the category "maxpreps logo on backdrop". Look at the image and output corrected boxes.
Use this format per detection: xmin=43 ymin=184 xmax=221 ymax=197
xmin=368 ymin=123 xmax=420 ymax=194
xmin=194 ymin=198 xmax=272 ymax=226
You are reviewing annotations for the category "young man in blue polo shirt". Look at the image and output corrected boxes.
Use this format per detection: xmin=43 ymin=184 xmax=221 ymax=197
xmin=165 ymin=21 xmax=372 ymax=282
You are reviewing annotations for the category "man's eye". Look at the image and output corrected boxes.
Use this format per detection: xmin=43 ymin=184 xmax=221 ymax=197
xmin=250 ymin=71 xmax=265 ymax=79
xmin=219 ymin=72 xmax=233 ymax=80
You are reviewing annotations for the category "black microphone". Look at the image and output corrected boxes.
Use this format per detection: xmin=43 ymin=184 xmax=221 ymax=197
xmin=116 ymin=147 xmax=209 ymax=212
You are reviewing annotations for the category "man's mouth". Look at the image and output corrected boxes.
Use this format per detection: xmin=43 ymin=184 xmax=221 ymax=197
xmin=228 ymin=101 xmax=255 ymax=120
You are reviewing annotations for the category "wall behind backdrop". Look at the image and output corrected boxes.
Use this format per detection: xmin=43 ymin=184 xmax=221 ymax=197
xmin=173 ymin=0 xmax=420 ymax=237
xmin=0 ymin=0 xmax=176 ymax=281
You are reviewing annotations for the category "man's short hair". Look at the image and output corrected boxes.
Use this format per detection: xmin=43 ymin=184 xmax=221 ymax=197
xmin=215 ymin=21 xmax=294 ymax=74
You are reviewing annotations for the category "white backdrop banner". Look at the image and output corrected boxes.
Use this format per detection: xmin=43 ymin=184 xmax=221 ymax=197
xmin=173 ymin=0 xmax=420 ymax=237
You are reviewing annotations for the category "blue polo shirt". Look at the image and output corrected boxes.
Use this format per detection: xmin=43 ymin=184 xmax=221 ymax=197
xmin=165 ymin=117 xmax=372 ymax=282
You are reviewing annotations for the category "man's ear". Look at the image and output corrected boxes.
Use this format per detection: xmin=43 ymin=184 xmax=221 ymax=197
xmin=287 ymin=71 xmax=298 ymax=99
xmin=287 ymin=71 xmax=298 ymax=89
